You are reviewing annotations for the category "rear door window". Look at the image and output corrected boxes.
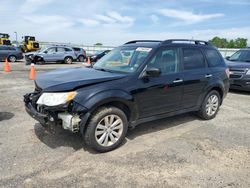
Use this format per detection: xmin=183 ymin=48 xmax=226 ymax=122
xmin=7 ymin=47 xmax=16 ymax=51
xmin=204 ymin=49 xmax=224 ymax=67
xmin=57 ymin=47 xmax=66 ymax=52
xmin=182 ymin=48 xmax=206 ymax=70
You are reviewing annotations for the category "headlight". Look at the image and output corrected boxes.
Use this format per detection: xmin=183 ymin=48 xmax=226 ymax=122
xmin=37 ymin=91 xmax=77 ymax=106
xmin=246 ymin=69 xmax=250 ymax=75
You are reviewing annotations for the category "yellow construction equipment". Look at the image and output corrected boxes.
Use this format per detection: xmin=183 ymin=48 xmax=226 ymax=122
xmin=0 ymin=33 xmax=11 ymax=45
xmin=21 ymin=36 xmax=40 ymax=52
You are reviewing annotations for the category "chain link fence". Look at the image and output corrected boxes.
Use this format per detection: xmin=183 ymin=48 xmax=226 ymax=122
xmin=39 ymin=41 xmax=239 ymax=57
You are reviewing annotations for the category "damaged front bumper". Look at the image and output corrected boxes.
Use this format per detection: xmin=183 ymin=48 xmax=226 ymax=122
xmin=24 ymin=92 xmax=90 ymax=133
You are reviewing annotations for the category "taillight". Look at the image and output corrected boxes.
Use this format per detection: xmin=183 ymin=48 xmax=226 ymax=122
xmin=225 ymin=68 xmax=230 ymax=78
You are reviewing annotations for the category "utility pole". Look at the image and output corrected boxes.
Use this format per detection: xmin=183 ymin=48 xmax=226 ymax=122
xmin=14 ymin=31 xmax=18 ymax=46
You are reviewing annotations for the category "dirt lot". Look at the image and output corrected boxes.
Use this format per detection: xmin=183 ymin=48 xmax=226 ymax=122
xmin=0 ymin=62 xmax=250 ymax=188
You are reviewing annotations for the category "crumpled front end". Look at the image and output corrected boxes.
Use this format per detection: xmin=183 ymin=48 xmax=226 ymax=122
xmin=24 ymin=86 xmax=89 ymax=133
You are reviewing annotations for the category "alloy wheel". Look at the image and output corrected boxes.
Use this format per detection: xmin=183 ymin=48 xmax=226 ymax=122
xmin=206 ymin=94 xmax=219 ymax=116
xmin=65 ymin=57 xmax=72 ymax=64
xmin=9 ymin=56 xmax=16 ymax=63
xmin=95 ymin=114 xmax=124 ymax=147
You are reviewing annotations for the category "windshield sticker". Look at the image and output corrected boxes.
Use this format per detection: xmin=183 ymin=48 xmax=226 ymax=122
xmin=135 ymin=47 xmax=152 ymax=52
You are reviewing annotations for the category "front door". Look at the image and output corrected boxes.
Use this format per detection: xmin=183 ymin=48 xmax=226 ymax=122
xmin=43 ymin=47 xmax=57 ymax=61
xmin=136 ymin=47 xmax=183 ymax=118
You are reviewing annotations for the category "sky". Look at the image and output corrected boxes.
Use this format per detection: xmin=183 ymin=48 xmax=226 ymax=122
xmin=1 ymin=0 xmax=250 ymax=46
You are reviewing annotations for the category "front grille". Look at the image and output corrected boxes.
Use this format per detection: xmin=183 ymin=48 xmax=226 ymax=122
xmin=230 ymin=74 xmax=242 ymax=79
xmin=229 ymin=68 xmax=246 ymax=80
xmin=229 ymin=68 xmax=246 ymax=74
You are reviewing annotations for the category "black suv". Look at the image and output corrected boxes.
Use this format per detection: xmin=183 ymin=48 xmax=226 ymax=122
xmin=24 ymin=39 xmax=230 ymax=152
xmin=225 ymin=48 xmax=250 ymax=91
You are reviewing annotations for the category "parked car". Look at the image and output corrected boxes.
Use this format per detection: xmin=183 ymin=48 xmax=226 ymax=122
xmin=25 ymin=45 xmax=77 ymax=64
xmin=0 ymin=45 xmax=23 ymax=62
xmin=72 ymin=47 xmax=87 ymax=62
xmin=89 ymin=50 xmax=111 ymax=63
xmin=24 ymin=39 xmax=230 ymax=152
xmin=225 ymin=48 xmax=250 ymax=91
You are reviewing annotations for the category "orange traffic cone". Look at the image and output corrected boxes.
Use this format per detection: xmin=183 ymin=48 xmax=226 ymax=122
xmin=29 ymin=63 xmax=36 ymax=80
xmin=4 ymin=58 xmax=11 ymax=72
xmin=87 ymin=57 xmax=91 ymax=65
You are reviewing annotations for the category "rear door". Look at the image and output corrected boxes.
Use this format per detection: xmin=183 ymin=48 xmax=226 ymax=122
xmin=181 ymin=48 xmax=211 ymax=109
xmin=56 ymin=47 xmax=67 ymax=61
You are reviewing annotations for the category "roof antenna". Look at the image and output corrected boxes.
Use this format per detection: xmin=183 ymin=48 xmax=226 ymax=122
xmin=190 ymin=37 xmax=194 ymax=44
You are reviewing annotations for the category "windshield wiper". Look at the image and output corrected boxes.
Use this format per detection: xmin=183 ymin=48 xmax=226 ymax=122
xmin=95 ymin=68 xmax=107 ymax=71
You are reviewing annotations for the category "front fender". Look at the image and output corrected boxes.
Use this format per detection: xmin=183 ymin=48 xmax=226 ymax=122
xmin=74 ymin=89 xmax=137 ymax=120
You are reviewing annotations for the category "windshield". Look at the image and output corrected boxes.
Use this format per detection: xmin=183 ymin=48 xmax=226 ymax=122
xmin=94 ymin=50 xmax=105 ymax=55
xmin=229 ymin=50 xmax=250 ymax=62
xmin=93 ymin=46 xmax=152 ymax=73
xmin=38 ymin=46 xmax=47 ymax=53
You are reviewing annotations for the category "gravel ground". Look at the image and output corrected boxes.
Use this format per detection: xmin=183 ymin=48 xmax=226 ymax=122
xmin=0 ymin=62 xmax=250 ymax=188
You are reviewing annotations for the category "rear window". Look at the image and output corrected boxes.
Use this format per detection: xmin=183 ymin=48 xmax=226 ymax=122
xmin=65 ymin=48 xmax=72 ymax=52
xmin=204 ymin=49 xmax=224 ymax=67
xmin=73 ymin=47 xmax=80 ymax=51
xmin=183 ymin=48 xmax=206 ymax=70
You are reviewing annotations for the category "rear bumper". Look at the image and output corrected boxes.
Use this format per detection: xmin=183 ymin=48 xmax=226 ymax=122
xmin=230 ymin=78 xmax=250 ymax=91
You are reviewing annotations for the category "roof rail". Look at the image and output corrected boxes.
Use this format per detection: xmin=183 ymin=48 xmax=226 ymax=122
xmin=162 ymin=39 xmax=212 ymax=46
xmin=124 ymin=40 xmax=162 ymax=44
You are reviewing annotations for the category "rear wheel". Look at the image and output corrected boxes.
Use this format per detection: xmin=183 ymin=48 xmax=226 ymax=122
xmin=8 ymin=55 xmax=16 ymax=63
xmin=78 ymin=55 xmax=85 ymax=62
xmin=198 ymin=90 xmax=221 ymax=120
xmin=64 ymin=56 xmax=73 ymax=64
xmin=83 ymin=106 xmax=128 ymax=152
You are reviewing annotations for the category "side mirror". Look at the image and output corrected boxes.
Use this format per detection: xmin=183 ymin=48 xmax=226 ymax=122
xmin=141 ymin=67 xmax=161 ymax=78
xmin=225 ymin=56 xmax=230 ymax=60
xmin=43 ymin=51 xmax=48 ymax=54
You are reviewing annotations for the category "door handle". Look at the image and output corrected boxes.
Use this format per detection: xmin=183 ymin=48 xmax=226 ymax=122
xmin=173 ymin=79 xmax=183 ymax=83
xmin=205 ymin=74 xmax=212 ymax=78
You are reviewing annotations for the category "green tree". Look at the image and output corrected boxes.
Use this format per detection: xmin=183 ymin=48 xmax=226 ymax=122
xmin=94 ymin=43 xmax=103 ymax=46
xmin=209 ymin=37 xmax=248 ymax=48
xmin=234 ymin=38 xmax=247 ymax=48
xmin=228 ymin=40 xmax=235 ymax=48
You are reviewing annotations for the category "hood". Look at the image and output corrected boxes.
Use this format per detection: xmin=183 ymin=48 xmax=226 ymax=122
xmin=35 ymin=67 xmax=126 ymax=92
xmin=225 ymin=60 xmax=250 ymax=69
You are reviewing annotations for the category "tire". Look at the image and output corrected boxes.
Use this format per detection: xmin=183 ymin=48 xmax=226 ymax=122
xmin=64 ymin=56 xmax=73 ymax=64
xmin=78 ymin=55 xmax=85 ymax=62
xmin=83 ymin=106 xmax=128 ymax=152
xmin=197 ymin=90 xmax=221 ymax=120
xmin=8 ymin=55 xmax=16 ymax=63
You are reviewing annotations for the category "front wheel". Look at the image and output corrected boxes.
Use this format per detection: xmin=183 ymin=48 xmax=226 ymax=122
xmin=8 ymin=55 xmax=16 ymax=63
xmin=197 ymin=90 xmax=221 ymax=120
xmin=83 ymin=106 xmax=128 ymax=152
